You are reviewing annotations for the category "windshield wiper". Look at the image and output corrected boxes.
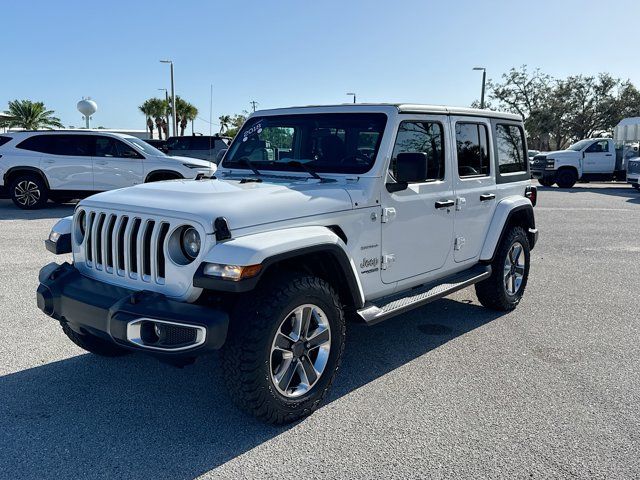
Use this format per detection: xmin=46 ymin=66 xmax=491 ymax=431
xmin=286 ymin=161 xmax=335 ymax=183
xmin=239 ymin=157 xmax=262 ymax=176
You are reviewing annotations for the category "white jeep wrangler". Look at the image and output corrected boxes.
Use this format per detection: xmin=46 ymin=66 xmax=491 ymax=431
xmin=37 ymin=104 xmax=538 ymax=423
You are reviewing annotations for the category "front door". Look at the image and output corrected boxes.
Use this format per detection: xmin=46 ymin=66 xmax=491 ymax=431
xmin=451 ymin=118 xmax=496 ymax=263
xmin=381 ymin=115 xmax=455 ymax=284
xmin=40 ymin=134 xmax=93 ymax=190
xmin=92 ymin=136 xmax=144 ymax=190
xmin=582 ymin=139 xmax=614 ymax=173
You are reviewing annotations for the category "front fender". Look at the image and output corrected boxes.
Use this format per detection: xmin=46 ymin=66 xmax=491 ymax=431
xmin=479 ymin=197 xmax=535 ymax=261
xmin=45 ymin=216 xmax=73 ymax=254
xmin=195 ymin=226 xmax=365 ymax=306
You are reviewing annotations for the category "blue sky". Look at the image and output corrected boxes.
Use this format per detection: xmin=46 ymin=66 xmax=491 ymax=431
xmin=2 ymin=0 xmax=639 ymax=134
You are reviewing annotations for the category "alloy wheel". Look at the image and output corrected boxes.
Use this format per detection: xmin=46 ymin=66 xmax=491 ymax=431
xmin=270 ymin=304 xmax=331 ymax=398
xmin=14 ymin=180 xmax=41 ymax=207
xmin=503 ymin=241 xmax=525 ymax=295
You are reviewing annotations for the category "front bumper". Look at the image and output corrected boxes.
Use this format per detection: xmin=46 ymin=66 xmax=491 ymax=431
xmin=627 ymin=176 xmax=638 ymax=185
xmin=36 ymin=262 xmax=229 ymax=355
xmin=531 ymin=169 xmax=554 ymax=181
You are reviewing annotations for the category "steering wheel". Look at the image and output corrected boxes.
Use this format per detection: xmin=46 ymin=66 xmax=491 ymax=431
xmin=338 ymin=152 xmax=370 ymax=165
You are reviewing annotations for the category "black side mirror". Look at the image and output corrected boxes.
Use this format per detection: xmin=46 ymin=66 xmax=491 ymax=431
xmin=216 ymin=148 xmax=228 ymax=164
xmin=387 ymin=152 xmax=427 ymax=192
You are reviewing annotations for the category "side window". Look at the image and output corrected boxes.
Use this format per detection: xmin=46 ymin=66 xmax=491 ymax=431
xmin=94 ymin=136 xmax=141 ymax=158
xmin=391 ymin=121 xmax=445 ymax=182
xmin=49 ymin=135 xmax=92 ymax=156
xmin=0 ymin=136 xmax=12 ymax=147
xmin=456 ymin=123 xmax=490 ymax=177
xmin=16 ymin=135 xmax=53 ymax=153
xmin=495 ymin=124 xmax=527 ymax=174
xmin=168 ymin=137 xmax=190 ymax=150
xmin=585 ymin=140 xmax=609 ymax=153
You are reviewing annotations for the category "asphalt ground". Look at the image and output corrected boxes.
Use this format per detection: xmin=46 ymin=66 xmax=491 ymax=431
xmin=0 ymin=182 xmax=638 ymax=479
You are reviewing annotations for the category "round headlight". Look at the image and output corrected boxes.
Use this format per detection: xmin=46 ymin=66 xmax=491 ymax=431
xmin=181 ymin=227 xmax=201 ymax=259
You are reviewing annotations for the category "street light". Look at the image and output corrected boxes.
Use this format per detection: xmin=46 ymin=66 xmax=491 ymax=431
xmin=160 ymin=60 xmax=177 ymax=136
xmin=473 ymin=67 xmax=486 ymax=109
xmin=346 ymin=92 xmax=356 ymax=104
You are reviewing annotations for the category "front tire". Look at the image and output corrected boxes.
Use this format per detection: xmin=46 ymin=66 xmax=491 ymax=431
xmin=475 ymin=226 xmax=530 ymax=311
xmin=62 ymin=323 xmax=130 ymax=357
xmin=538 ymin=178 xmax=555 ymax=187
xmin=221 ymin=274 xmax=346 ymax=424
xmin=10 ymin=173 xmax=48 ymax=209
xmin=555 ymin=169 xmax=578 ymax=188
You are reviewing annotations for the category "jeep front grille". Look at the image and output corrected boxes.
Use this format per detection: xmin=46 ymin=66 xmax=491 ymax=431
xmin=628 ymin=161 xmax=640 ymax=175
xmin=80 ymin=210 xmax=173 ymax=285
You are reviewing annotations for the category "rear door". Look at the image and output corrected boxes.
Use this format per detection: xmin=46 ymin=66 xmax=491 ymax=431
xmin=92 ymin=136 xmax=144 ymax=190
xmin=380 ymin=115 xmax=455 ymax=283
xmin=450 ymin=118 xmax=496 ymax=263
xmin=40 ymin=134 xmax=94 ymax=190
xmin=583 ymin=139 xmax=614 ymax=173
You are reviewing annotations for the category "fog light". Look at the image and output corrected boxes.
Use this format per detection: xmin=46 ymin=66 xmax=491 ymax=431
xmin=203 ymin=263 xmax=262 ymax=281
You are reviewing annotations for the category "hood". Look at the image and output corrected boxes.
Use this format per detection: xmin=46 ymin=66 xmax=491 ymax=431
xmin=545 ymin=149 xmax=579 ymax=158
xmin=80 ymin=176 xmax=354 ymax=233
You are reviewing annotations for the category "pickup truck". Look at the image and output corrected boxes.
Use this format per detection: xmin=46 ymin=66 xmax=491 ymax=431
xmin=530 ymin=138 xmax=623 ymax=188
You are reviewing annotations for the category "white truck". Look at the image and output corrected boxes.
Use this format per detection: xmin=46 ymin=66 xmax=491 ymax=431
xmin=530 ymin=138 xmax=624 ymax=188
xmin=36 ymin=104 xmax=538 ymax=423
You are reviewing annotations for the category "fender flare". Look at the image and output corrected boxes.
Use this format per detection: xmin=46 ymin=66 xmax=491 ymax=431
xmin=193 ymin=226 xmax=365 ymax=308
xmin=4 ymin=166 xmax=51 ymax=189
xmin=480 ymin=197 xmax=536 ymax=262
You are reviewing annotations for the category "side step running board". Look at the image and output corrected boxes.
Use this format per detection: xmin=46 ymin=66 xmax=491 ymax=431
xmin=357 ymin=264 xmax=492 ymax=325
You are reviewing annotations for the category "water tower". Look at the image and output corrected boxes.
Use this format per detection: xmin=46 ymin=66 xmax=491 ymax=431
xmin=77 ymin=98 xmax=98 ymax=128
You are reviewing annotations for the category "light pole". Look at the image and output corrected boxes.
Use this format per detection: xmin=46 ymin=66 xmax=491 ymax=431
xmin=473 ymin=67 xmax=486 ymax=109
xmin=160 ymin=60 xmax=177 ymax=136
xmin=346 ymin=92 xmax=356 ymax=104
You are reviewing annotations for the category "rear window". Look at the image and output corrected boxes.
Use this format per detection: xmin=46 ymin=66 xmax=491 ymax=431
xmin=495 ymin=124 xmax=527 ymax=174
xmin=0 ymin=136 xmax=12 ymax=147
xmin=16 ymin=135 xmax=53 ymax=153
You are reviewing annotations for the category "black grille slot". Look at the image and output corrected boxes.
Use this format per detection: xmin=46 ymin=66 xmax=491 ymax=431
xmin=117 ymin=216 xmax=129 ymax=271
xmin=156 ymin=223 xmax=170 ymax=279
xmin=86 ymin=212 xmax=96 ymax=262
xmin=105 ymin=215 xmax=116 ymax=268
xmin=129 ymin=219 xmax=141 ymax=274
xmin=142 ymin=220 xmax=155 ymax=277
xmin=94 ymin=213 xmax=106 ymax=266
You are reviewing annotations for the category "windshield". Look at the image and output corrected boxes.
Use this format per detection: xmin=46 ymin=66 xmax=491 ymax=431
xmin=126 ymin=137 xmax=167 ymax=156
xmin=223 ymin=113 xmax=387 ymax=174
xmin=567 ymin=139 xmax=592 ymax=151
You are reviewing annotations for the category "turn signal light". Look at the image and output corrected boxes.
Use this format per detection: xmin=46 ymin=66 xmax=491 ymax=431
xmin=525 ymin=186 xmax=537 ymax=207
xmin=203 ymin=263 xmax=262 ymax=281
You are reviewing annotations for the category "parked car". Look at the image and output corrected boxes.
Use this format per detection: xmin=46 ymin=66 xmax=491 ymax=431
xmin=530 ymin=138 xmax=623 ymax=188
xmin=165 ymin=135 xmax=230 ymax=162
xmin=37 ymin=104 xmax=538 ymax=424
xmin=627 ymin=157 xmax=640 ymax=190
xmin=0 ymin=131 xmax=216 ymax=209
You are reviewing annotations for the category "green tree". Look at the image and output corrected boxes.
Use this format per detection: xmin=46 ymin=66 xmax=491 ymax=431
xmin=221 ymin=113 xmax=248 ymax=139
xmin=174 ymin=96 xmax=199 ymax=136
xmin=218 ymin=115 xmax=231 ymax=133
xmin=139 ymin=97 xmax=168 ymax=139
xmin=138 ymin=99 xmax=157 ymax=139
xmin=0 ymin=99 xmax=63 ymax=130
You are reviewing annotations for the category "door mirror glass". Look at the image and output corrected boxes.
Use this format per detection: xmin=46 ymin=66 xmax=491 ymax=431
xmin=395 ymin=152 xmax=428 ymax=183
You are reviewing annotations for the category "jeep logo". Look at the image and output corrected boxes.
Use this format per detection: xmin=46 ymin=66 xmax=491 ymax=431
xmin=360 ymin=257 xmax=379 ymax=269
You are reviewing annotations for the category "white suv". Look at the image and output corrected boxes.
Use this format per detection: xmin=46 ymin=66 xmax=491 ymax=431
xmin=37 ymin=104 xmax=538 ymax=423
xmin=0 ymin=131 xmax=216 ymax=209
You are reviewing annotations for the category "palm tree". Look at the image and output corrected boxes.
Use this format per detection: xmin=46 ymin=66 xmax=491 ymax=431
xmin=175 ymin=96 xmax=199 ymax=136
xmin=0 ymin=100 xmax=63 ymax=130
xmin=138 ymin=99 xmax=157 ymax=139
xmin=218 ymin=115 xmax=231 ymax=133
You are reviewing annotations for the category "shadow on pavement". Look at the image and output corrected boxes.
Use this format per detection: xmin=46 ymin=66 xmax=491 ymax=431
xmin=0 ymin=199 xmax=75 ymax=221
xmin=535 ymin=183 xmax=640 ymax=204
xmin=0 ymin=298 xmax=503 ymax=479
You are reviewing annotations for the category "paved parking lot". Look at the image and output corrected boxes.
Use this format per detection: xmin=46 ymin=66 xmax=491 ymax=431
xmin=0 ymin=183 xmax=639 ymax=479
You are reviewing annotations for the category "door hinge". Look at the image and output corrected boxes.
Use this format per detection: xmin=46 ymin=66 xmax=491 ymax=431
xmin=456 ymin=197 xmax=466 ymax=211
xmin=381 ymin=207 xmax=396 ymax=223
xmin=381 ymin=254 xmax=395 ymax=270
xmin=454 ymin=236 xmax=465 ymax=251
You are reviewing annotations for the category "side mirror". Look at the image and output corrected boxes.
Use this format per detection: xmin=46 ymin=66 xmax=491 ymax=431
xmin=216 ymin=148 xmax=228 ymax=164
xmin=387 ymin=152 xmax=427 ymax=192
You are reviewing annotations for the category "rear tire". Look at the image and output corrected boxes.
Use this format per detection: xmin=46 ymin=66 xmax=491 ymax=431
xmin=221 ymin=273 xmax=346 ymax=424
xmin=475 ymin=226 xmax=530 ymax=311
xmin=10 ymin=173 xmax=48 ymax=209
xmin=62 ymin=323 xmax=130 ymax=357
xmin=555 ymin=169 xmax=578 ymax=188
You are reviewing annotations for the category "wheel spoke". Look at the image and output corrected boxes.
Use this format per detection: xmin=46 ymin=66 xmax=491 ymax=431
xmin=298 ymin=355 xmax=318 ymax=386
xmin=273 ymin=332 xmax=294 ymax=352
xmin=515 ymin=266 xmax=525 ymax=276
xmin=275 ymin=357 xmax=297 ymax=392
xmin=512 ymin=244 xmax=522 ymax=263
xmin=306 ymin=327 xmax=330 ymax=349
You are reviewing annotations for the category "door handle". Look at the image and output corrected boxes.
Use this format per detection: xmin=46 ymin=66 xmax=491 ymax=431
xmin=95 ymin=161 xmax=108 ymax=165
xmin=435 ymin=200 xmax=455 ymax=209
xmin=44 ymin=159 xmax=55 ymax=164
xmin=480 ymin=193 xmax=496 ymax=201
xmin=605 ymin=154 xmax=612 ymax=157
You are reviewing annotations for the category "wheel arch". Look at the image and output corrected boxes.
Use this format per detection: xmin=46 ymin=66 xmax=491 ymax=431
xmin=194 ymin=226 xmax=365 ymax=309
xmin=4 ymin=166 xmax=51 ymax=190
xmin=144 ymin=169 xmax=184 ymax=183
xmin=480 ymin=199 xmax=536 ymax=262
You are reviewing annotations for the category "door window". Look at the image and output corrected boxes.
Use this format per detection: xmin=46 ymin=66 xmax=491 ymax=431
xmin=94 ymin=136 xmax=142 ymax=158
xmin=495 ymin=124 xmax=527 ymax=174
xmin=455 ymin=123 xmax=490 ymax=177
xmin=585 ymin=140 xmax=609 ymax=153
xmin=16 ymin=135 xmax=53 ymax=153
xmin=390 ymin=121 xmax=445 ymax=181
xmin=49 ymin=135 xmax=92 ymax=156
